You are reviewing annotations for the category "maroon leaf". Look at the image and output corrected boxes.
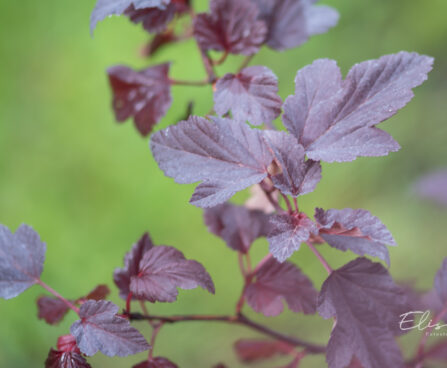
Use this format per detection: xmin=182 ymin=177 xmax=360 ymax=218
xmin=203 ymin=203 xmax=270 ymax=253
xmin=267 ymin=213 xmax=317 ymax=262
xmin=283 ymin=53 xmax=433 ymax=162
xmin=317 ymin=258 xmax=408 ymax=368
xmin=133 ymin=357 xmax=178 ymax=368
xmin=214 ymin=66 xmax=282 ymax=126
xmin=90 ymin=0 xmax=170 ymax=33
xmin=193 ymin=0 xmax=267 ymax=55
xmin=37 ymin=296 xmax=70 ymax=325
xmin=234 ymin=339 xmax=294 ymax=363
xmin=114 ymin=232 xmax=154 ymax=299
xmin=45 ymin=349 xmax=91 ymax=368
xmin=434 ymin=258 xmax=447 ymax=305
xmin=130 ymin=245 xmax=215 ymax=302
xmin=108 ymin=63 xmax=172 ymax=136
xmin=245 ymin=258 xmax=317 ymax=316
xmin=0 ymin=224 xmax=46 ymax=299
xmin=84 ymin=284 xmax=110 ymax=301
xmin=315 ymin=208 xmax=396 ymax=266
xmin=265 ymin=131 xmax=322 ymax=197
xmin=70 ymin=300 xmax=150 ymax=357
xmin=57 ymin=334 xmax=80 ymax=353
xmin=150 ymin=116 xmax=273 ymax=207
xmin=415 ymin=169 xmax=447 ymax=206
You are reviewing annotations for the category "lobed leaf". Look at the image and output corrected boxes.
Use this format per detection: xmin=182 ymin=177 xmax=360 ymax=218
xmin=37 ymin=296 xmax=71 ymax=325
xmin=283 ymin=53 xmax=433 ymax=162
xmin=150 ymin=116 xmax=273 ymax=207
xmin=245 ymin=258 xmax=317 ymax=316
xmin=214 ymin=66 xmax=282 ymax=126
xmin=318 ymin=258 xmax=409 ymax=368
xmin=108 ymin=63 xmax=172 ymax=136
xmin=193 ymin=0 xmax=267 ymax=55
xmin=315 ymin=208 xmax=396 ymax=266
xmin=70 ymin=300 xmax=150 ymax=357
xmin=0 ymin=224 xmax=46 ymax=299
xmin=45 ymin=349 xmax=91 ymax=368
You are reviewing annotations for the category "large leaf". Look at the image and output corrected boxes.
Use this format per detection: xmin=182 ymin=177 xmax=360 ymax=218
xmin=283 ymin=53 xmax=433 ymax=162
xmin=70 ymin=300 xmax=150 ymax=357
xmin=318 ymin=258 xmax=408 ymax=368
xmin=0 ymin=224 xmax=46 ymax=299
xmin=150 ymin=116 xmax=273 ymax=207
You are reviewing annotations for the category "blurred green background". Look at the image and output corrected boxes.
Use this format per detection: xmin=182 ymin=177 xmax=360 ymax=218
xmin=1 ymin=0 xmax=447 ymax=367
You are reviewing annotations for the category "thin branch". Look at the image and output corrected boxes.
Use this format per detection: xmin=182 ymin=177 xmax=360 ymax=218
xmin=238 ymin=55 xmax=254 ymax=72
xmin=197 ymin=45 xmax=217 ymax=84
xmin=148 ymin=323 xmax=164 ymax=359
xmin=36 ymin=279 xmax=80 ymax=314
xmin=212 ymin=51 xmax=229 ymax=66
xmin=281 ymin=193 xmax=293 ymax=213
xmin=126 ymin=291 xmax=133 ymax=315
xmin=306 ymin=241 xmax=332 ymax=274
xmin=293 ymin=197 xmax=299 ymax=212
xmin=251 ymin=253 xmax=273 ymax=275
xmin=169 ymin=78 xmax=211 ymax=87
xmin=129 ymin=312 xmax=325 ymax=354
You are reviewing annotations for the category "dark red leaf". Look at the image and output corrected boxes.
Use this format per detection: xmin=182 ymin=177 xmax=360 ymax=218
xmin=253 ymin=0 xmax=339 ymax=51
xmin=315 ymin=208 xmax=396 ymax=266
xmin=143 ymin=30 xmax=178 ymax=57
xmin=57 ymin=334 xmax=79 ymax=353
xmin=283 ymin=53 xmax=433 ymax=162
xmin=214 ymin=66 xmax=282 ymax=126
xmin=45 ymin=349 xmax=91 ymax=368
xmin=151 ymin=116 xmax=274 ymax=207
xmin=130 ymin=245 xmax=215 ymax=302
xmin=193 ymin=0 xmax=267 ymax=55
xmin=234 ymin=339 xmax=294 ymax=363
xmin=318 ymin=258 xmax=408 ymax=368
xmin=114 ymin=232 xmax=155 ymax=299
xmin=415 ymin=169 xmax=447 ymax=206
xmin=245 ymin=258 xmax=317 ymax=316
xmin=267 ymin=213 xmax=317 ymax=262
xmin=133 ymin=357 xmax=178 ymax=368
xmin=0 ymin=224 xmax=46 ymax=299
xmin=37 ymin=296 xmax=70 ymax=325
xmin=265 ymin=131 xmax=321 ymax=197
xmin=108 ymin=63 xmax=172 ymax=136
xmin=84 ymin=284 xmax=110 ymax=301
xmin=203 ymin=203 xmax=270 ymax=253
xmin=90 ymin=0 xmax=170 ymax=33
xmin=70 ymin=300 xmax=150 ymax=357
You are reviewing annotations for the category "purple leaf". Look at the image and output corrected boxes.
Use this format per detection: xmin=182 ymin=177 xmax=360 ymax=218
xmin=84 ymin=284 xmax=111 ymax=301
xmin=150 ymin=116 xmax=273 ymax=207
xmin=252 ymin=0 xmax=338 ymax=51
xmin=45 ymin=349 xmax=91 ymax=368
xmin=133 ymin=357 xmax=178 ymax=368
xmin=203 ymin=203 xmax=270 ymax=253
xmin=264 ymin=131 xmax=322 ymax=197
xmin=245 ymin=258 xmax=317 ymax=316
xmin=0 ymin=224 xmax=46 ymax=299
xmin=193 ymin=0 xmax=267 ymax=55
xmin=130 ymin=245 xmax=215 ymax=302
xmin=415 ymin=169 xmax=447 ymax=206
xmin=315 ymin=208 xmax=396 ymax=266
xmin=434 ymin=258 xmax=447 ymax=305
xmin=318 ymin=258 xmax=408 ymax=368
xmin=70 ymin=300 xmax=149 ymax=357
xmin=37 ymin=296 xmax=70 ymax=325
xmin=114 ymin=232 xmax=154 ymax=299
xmin=214 ymin=66 xmax=282 ymax=126
xmin=90 ymin=0 xmax=170 ymax=33
xmin=283 ymin=53 xmax=433 ymax=162
xmin=267 ymin=213 xmax=317 ymax=262
xmin=108 ymin=63 xmax=172 ymax=136
xmin=234 ymin=339 xmax=294 ymax=363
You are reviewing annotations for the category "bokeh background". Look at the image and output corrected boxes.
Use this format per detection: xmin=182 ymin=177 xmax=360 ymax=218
xmin=1 ymin=0 xmax=447 ymax=367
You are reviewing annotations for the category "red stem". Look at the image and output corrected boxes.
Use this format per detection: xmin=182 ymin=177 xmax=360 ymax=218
xmin=306 ymin=241 xmax=332 ymax=274
xmin=148 ymin=323 xmax=164 ymax=359
xmin=36 ymin=279 xmax=80 ymax=314
xmin=126 ymin=292 xmax=133 ymax=315
xmin=281 ymin=193 xmax=293 ymax=213
xmin=169 ymin=78 xmax=210 ymax=86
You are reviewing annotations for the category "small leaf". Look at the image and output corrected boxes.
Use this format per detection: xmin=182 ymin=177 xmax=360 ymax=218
xmin=37 ymin=296 xmax=70 ymax=325
xmin=267 ymin=213 xmax=317 ymax=262
xmin=133 ymin=357 xmax=178 ymax=368
xmin=84 ymin=284 xmax=110 ymax=301
xmin=0 ymin=224 xmax=46 ymax=299
xmin=315 ymin=208 xmax=396 ymax=266
xmin=114 ymin=232 xmax=154 ymax=299
xmin=264 ymin=131 xmax=322 ymax=197
xmin=415 ymin=169 xmax=447 ymax=206
xmin=45 ymin=349 xmax=91 ymax=368
xmin=204 ymin=203 xmax=270 ymax=253
xmin=193 ymin=0 xmax=266 ymax=55
xmin=245 ymin=258 xmax=317 ymax=316
xmin=150 ymin=116 xmax=273 ymax=207
xmin=108 ymin=63 xmax=172 ymax=136
xmin=318 ymin=258 xmax=408 ymax=368
xmin=214 ymin=66 xmax=282 ymax=126
xmin=234 ymin=339 xmax=294 ymax=363
xmin=130 ymin=245 xmax=215 ymax=302
xmin=283 ymin=53 xmax=433 ymax=162
xmin=70 ymin=300 xmax=150 ymax=357
xmin=90 ymin=0 xmax=170 ymax=34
